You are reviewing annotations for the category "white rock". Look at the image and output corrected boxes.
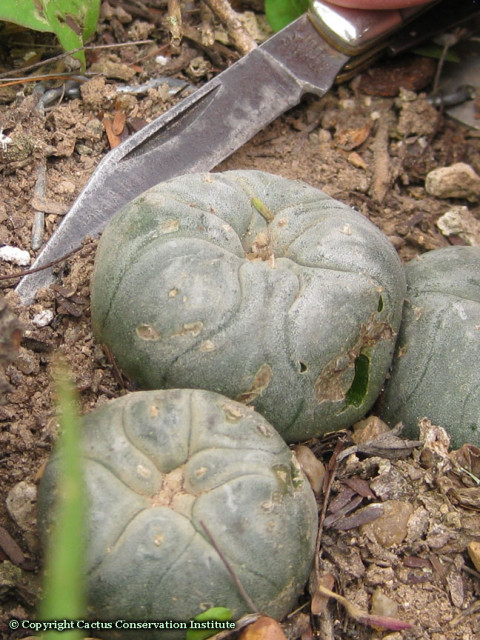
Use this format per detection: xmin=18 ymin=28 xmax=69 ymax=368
xmin=32 ymin=309 xmax=54 ymax=327
xmin=0 ymin=245 xmax=30 ymax=266
xmin=6 ymin=481 xmax=38 ymax=552
xmin=436 ymin=206 xmax=480 ymax=245
xmin=425 ymin=163 xmax=480 ymax=202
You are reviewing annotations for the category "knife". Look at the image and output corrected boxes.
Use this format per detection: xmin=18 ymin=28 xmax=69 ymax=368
xmin=15 ymin=0 xmax=479 ymax=304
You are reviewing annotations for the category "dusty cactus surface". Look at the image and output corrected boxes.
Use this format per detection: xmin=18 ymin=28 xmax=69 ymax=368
xmin=91 ymin=170 xmax=406 ymax=442
xmin=37 ymin=388 xmax=318 ymax=637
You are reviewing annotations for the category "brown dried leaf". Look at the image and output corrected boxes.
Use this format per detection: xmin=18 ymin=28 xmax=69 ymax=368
xmin=112 ymin=110 xmax=127 ymax=136
xmin=352 ymin=415 xmax=390 ymax=444
xmin=293 ymin=445 xmax=325 ymax=494
xmin=327 ymin=486 xmax=356 ymax=514
xmin=347 ymin=151 xmax=367 ymax=170
xmin=449 ymin=487 xmax=480 ymax=510
xmin=450 ymin=444 xmax=480 ymax=479
xmin=339 ymin=423 xmax=420 ymax=461
xmin=343 ymin=476 xmax=376 ymax=499
xmin=356 ymin=613 xmax=413 ymax=631
xmin=403 ymin=556 xmax=432 ymax=569
xmin=0 ymin=525 xmax=25 ymax=565
xmin=332 ymin=502 xmax=384 ymax=531
xmin=446 ymin=569 xmax=465 ymax=608
xmin=324 ymin=494 xmax=363 ymax=528
xmin=239 ymin=616 xmax=287 ymax=640
xmin=56 ymin=298 xmax=84 ymax=317
xmin=103 ymin=115 xmax=122 ymax=149
xmin=334 ymin=120 xmax=372 ymax=150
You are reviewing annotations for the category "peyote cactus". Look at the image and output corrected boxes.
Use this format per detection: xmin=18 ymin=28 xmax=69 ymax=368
xmin=91 ymin=170 xmax=406 ymax=442
xmin=37 ymin=389 xmax=318 ymax=638
xmin=380 ymin=246 xmax=480 ymax=448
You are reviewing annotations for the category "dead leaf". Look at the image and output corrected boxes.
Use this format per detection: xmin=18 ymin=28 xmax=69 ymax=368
xmin=293 ymin=445 xmax=325 ymax=494
xmin=339 ymin=423 xmax=421 ymax=461
xmin=446 ymin=568 xmax=465 ymax=608
xmin=347 ymin=151 xmax=367 ymax=170
xmin=239 ymin=616 xmax=287 ymax=640
xmin=112 ymin=110 xmax=127 ymax=136
xmin=334 ymin=120 xmax=372 ymax=150
xmin=332 ymin=502 xmax=384 ymax=531
xmin=0 ymin=525 xmax=25 ymax=565
xmin=448 ymin=487 xmax=480 ymax=510
xmin=324 ymin=493 xmax=363 ymax=527
xmin=103 ymin=115 xmax=122 ymax=149
xmin=450 ymin=444 xmax=480 ymax=479
xmin=419 ymin=418 xmax=452 ymax=474
xmin=403 ymin=556 xmax=432 ymax=569
xmin=352 ymin=415 xmax=390 ymax=443
xmin=343 ymin=476 xmax=376 ymax=499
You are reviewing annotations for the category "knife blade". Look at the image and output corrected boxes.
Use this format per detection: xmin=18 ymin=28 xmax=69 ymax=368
xmin=15 ymin=0 xmax=477 ymax=304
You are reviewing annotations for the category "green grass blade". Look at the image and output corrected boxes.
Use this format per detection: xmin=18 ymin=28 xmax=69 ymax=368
xmin=39 ymin=365 xmax=86 ymax=640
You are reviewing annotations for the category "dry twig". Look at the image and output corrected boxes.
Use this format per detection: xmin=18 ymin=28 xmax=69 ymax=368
xmin=200 ymin=520 xmax=259 ymax=614
xmin=203 ymin=0 xmax=257 ymax=55
xmin=0 ymin=40 xmax=153 ymax=80
xmin=167 ymin=0 xmax=183 ymax=46
xmin=0 ymin=243 xmax=92 ymax=282
xmin=369 ymin=115 xmax=391 ymax=204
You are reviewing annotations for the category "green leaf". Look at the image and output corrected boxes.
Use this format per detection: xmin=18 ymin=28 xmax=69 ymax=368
xmin=39 ymin=365 xmax=86 ymax=640
xmin=0 ymin=0 xmax=51 ymax=33
xmin=412 ymin=44 xmax=460 ymax=63
xmin=265 ymin=0 xmax=309 ymax=32
xmin=186 ymin=607 xmax=233 ymax=640
xmin=0 ymin=0 xmax=100 ymax=69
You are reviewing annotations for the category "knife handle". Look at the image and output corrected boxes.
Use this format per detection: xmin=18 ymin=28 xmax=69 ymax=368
xmin=309 ymin=0 xmax=440 ymax=56
xmin=309 ymin=0 xmax=480 ymax=80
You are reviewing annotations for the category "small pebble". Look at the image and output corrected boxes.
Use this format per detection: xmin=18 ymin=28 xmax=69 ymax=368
xmin=425 ymin=162 xmax=480 ymax=202
xmin=6 ymin=481 xmax=37 ymax=531
xmin=32 ymin=309 xmax=54 ymax=327
xmin=361 ymin=500 xmax=413 ymax=547
xmin=6 ymin=481 xmax=38 ymax=553
xmin=436 ymin=206 xmax=480 ymax=245
xmin=467 ymin=541 xmax=480 ymax=572
xmin=0 ymin=245 xmax=30 ymax=266
xmin=371 ymin=588 xmax=399 ymax=618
